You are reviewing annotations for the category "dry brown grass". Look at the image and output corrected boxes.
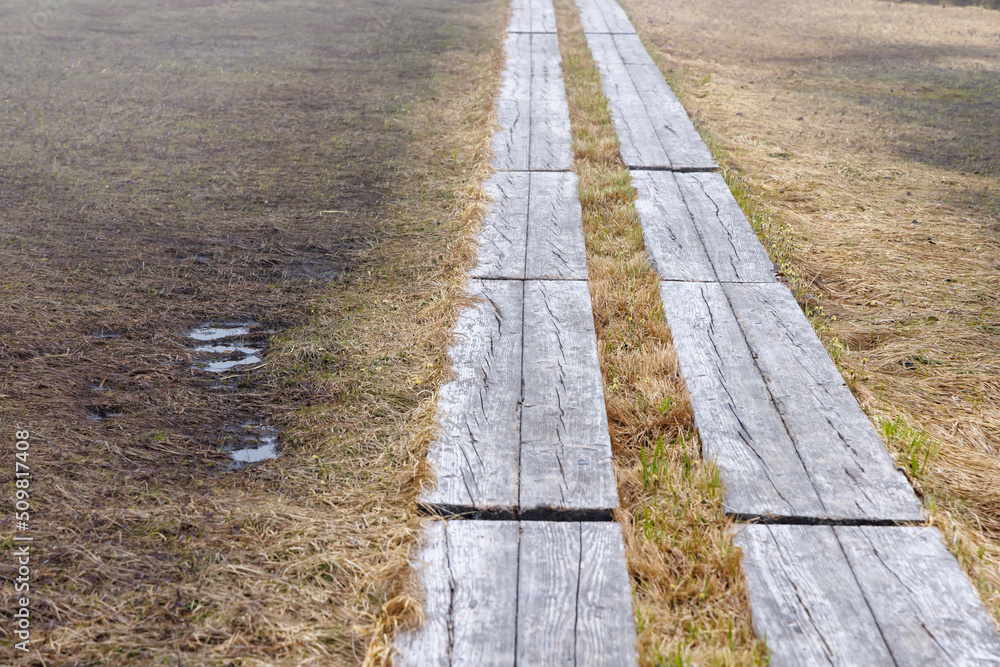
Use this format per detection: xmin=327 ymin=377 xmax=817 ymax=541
xmin=553 ymin=1 xmax=767 ymax=663
xmin=0 ymin=0 xmax=505 ymax=664
xmin=623 ymin=0 xmax=1000 ymax=627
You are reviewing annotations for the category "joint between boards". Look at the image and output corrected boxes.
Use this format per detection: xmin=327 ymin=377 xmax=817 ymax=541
xmin=474 ymin=276 xmax=590 ymax=282
xmin=727 ymin=512 xmax=927 ymax=527
xmin=493 ymin=167 xmax=575 ymax=173
xmin=417 ymin=502 xmax=616 ymax=522
xmin=627 ymin=166 xmax=719 ymax=173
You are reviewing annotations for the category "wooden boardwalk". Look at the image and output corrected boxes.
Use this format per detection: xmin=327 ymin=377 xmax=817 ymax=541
xmin=576 ymin=0 xmax=1000 ymax=663
xmin=397 ymin=0 xmax=638 ymax=663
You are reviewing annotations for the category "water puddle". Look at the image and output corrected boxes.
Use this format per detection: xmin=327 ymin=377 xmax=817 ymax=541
xmin=187 ymin=323 xmax=281 ymax=466
xmin=224 ymin=424 xmax=279 ymax=466
xmin=86 ymin=405 xmax=124 ymax=421
xmin=187 ymin=323 xmax=270 ymax=374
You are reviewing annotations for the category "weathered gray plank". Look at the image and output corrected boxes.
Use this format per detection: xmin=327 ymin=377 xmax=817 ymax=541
xmin=493 ymin=99 xmax=530 ymax=171
xmin=575 ymin=0 xmax=635 ymax=34
xmin=582 ymin=32 xmax=623 ymax=67
xmin=509 ymin=0 xmax=556 ymax=34
xmin=631 ymin=170 xmax=716 ymax=281
xmin=421 ymin=280 xmax=522 ymax=512
xmin=448 ymin=521 xmax=519 ymax=666
xmin=499 ymin=33 xmax=531 ymax=101
xmin=526 ymin=171 xmax=588 ymax=280
xmin=724 ymin=282 xmax=924 ymax=522
xmin=658 ymin=280 xmax=826 ymax=519
xmin=531 ymin=33 xmax=566 ymax=102
xmin=520 ymin=280 xmax=618 ymax=516
xmin=734 ymin=524 xmax=895 ymax=666
xmin=517 ymin=522 xmax=581 ymax=665
xmin=471 ymin=171 xmax=530 ymax=280
xmin=674 ymin=173 xmax=773 ymax=282
xmin=633 ymin=84 xmax=717 ymax=171
xmin=576 ymin=523 xmax=639 ymax=666
xmin=611 ymin=33 xmax=655 ymax=66
xmin=837 ymin=526 xmax=1000 ymax=665
xmin=584 ymin=30 xmax=716 ymax=169
xmin=394 ymin=522 xmax=451 ymax=667
xmin=529 ymin=98 xmax=573 ymax=171
xmin=607 ymin=96 xmax=671 ymax=168
xmin=395 ymin=521 xmax=520 ymax=666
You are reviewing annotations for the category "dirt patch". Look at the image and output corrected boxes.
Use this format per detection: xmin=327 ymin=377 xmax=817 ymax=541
xmin=0 ymin=0 xmax=505 ymax=663
xmin=626 ymin=0 xmax=1000 ymax=625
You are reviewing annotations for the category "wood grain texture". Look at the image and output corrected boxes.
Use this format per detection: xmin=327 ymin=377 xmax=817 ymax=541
xmin=395 ymin=521 xmax=520 ymax=666
xmin=576 ymin=523 xmax=639 ymax=666
xmin=529 ymin=98 xmax=573 ymax=171
xmin=471 ymin=171 xmax=530 ymax=280
xmin=499 ymin=33 xmax=531 ymax=101
xmin=607 ymin=96 xmax=671 ymax=169
xmin=517 ymin=521 xmax=580 ymax=666
xmin=531 ymin=33 xmax=566 ymax=102
xmin=611 ymin=33 xmax=655 ymax=66
xmin=509 ymin=0 xmax=556 ymax=34
xmin=674 ymin=173 xmax=773 ymax=282
xmin=448 ymin=521 xmax=520 ymax=666
xmin=394 ymin=522 xmax=451 ymax=667
xmin=520 ymin=280 xmax=618 ymax=516
xmin=584 ymin=27 xmax=715 ymax=169
xmin=422 ymin=280 xmax=522 ymax=512
xmin=493 ymin=99 xmax=530 ymax=171
xmin=734 ymin=524 xmax=894 ymax=666
xmin=526 ymin=171 xmax=588 ymax=280
xmin=724 ymin=282 xmax=924 ymax=522
xmin=631 ymin=170 xmax=716 ymax=281
xmin=658 ymin=280 xmax=825 ymax=519
xmin=575 ymin=0 xmax=636 ymax=34
xmin=837 ymin=526 xmax=1000 ymax=666
xmin=632 ymin=76 xmax=716 ymax=171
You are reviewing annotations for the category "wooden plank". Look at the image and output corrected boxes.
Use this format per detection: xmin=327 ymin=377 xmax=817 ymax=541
xmin=530 ymin=33 xmax=566 ymax=102
xmin=674 ymin=172 xmax=773 ymax=282
xmin=837 ymin=526 xmax=1000 ymax=665
xmin=529 ymin=98 xmax=573 ymax=171
xmin=530 ymin=0 xmax=557 ymax=34
xmin=634 ymin=85 xmax=717 ymax=171
xmin=630 ymin=170 xmax=716 ymax=281
xmin=607 ymin=96 xmax=670 ymax=169
xmin=520 ymin=280 xmax=619 ymax=517
xmin=658 ymin=280 xmax=826 ymax=519
xmin=448 ymin=521 xmax=520 ymax=666
xmin=610 ymin=33 xmax=655 ymax=66
xmin=499 ymin=33 xmax=531 ymax=101
xmin=575 ymin=0 xmax=635 ymax=34
xmin=471 ymin=171 xmax=529 ymax=280
xmin=734 ymin=524 xmax=895 ymax=666
xmin=394 ymin=522 xmax=451 ymax=667
xmin=421 ymin=280 xmax=522 ymax=513
xmin=509 ymin=0 xmax=556 ymax=34
xmin=724 ymin=282 xmax=924 ymax=522
xmin=576 ymin=523 xmax=639 ymax=666
xmin=493 ymin=99 xmax=530 ymax=171
xmin=583 ymin=32 xmax=623 ymax=67
xmin=516 ymin=522 xmax=581 ymax=665
xmin=526 ymin=171 xmax=588 ymax=280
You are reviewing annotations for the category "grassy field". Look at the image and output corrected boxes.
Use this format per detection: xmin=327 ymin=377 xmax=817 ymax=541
xmin=624 ymin=0 xmax=1000 ymax=639
xmin=0 ymin=0 xmax=505 ymax=663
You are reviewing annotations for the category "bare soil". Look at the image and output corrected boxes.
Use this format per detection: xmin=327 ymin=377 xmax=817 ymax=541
xmin=0 ymin=0 xmax=505 ymax=663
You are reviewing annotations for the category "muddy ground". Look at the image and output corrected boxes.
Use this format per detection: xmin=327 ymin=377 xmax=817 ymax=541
xmin=0 ymin=0 xmax=504 ymax=663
